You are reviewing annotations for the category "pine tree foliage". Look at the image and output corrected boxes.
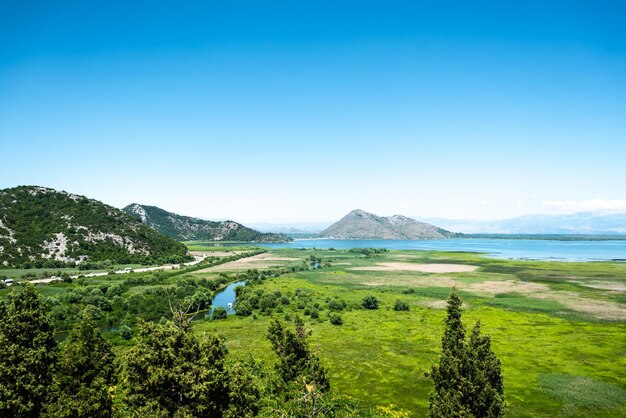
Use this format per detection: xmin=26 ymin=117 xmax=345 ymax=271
xmin=467 ymin=321 xmax=506 ymax=417
xmin=0 ymin=284 xmax=56 ymax=417
xmin=120 ymin=320 xmax=229 ymax=417
xmin=267 ymin=316 xmax=330 ymax=393
xmin=429 ymin=288 xmax=506 ymax=418
xmin=224 ymin=358 xmax=266 ymax=418
xmin=44 ymin=312 xmax=116 ymax=417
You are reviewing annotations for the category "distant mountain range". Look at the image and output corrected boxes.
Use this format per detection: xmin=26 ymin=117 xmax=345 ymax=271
xmin=416 ymin=213 xmax=626 ymax=235
xmin=122 ymin=204 xmax=291 ymax=243
xmin=249 ymin=222 xmax=332 ymax=235
xmin=319 ymin=209 xmax=458 ymax=240
xmin=0 ymin=186 xmax=189 ymax=268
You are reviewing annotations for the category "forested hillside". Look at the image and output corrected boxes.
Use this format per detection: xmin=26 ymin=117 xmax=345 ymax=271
xmin=123 ymin=203 xmax=290 ymax=242
xmin=0 ymin=186 xmax=189 ymax=268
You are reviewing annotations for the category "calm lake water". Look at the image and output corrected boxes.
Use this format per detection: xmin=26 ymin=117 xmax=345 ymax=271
xmin=209 ymin=280 xmax=245 ymax=316
xmin=256 ymin=238 xmax=626 ymax=262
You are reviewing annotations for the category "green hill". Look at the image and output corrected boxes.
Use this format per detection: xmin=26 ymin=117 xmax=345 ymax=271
xmin=122 ymin=203 xmax=291 ymax=243
xmin=0 ymin=186 xmax=190 ymax=268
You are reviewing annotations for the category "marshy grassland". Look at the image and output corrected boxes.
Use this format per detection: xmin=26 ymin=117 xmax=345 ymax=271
xmin=191 ymin=246 xmax=626 ymax=417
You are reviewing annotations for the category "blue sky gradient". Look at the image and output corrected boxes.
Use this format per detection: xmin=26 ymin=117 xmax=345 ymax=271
xmin=1 ymin=1 xmax=625 ymax=222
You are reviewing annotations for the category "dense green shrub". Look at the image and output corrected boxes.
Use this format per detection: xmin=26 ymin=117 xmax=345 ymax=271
xmin=212 ymin=307 xmax=228 ymax=320
xmin=329 ymin=313 xmax=343 ymax=325
xmin=327 ymin=299 xmax=346 ymax=311
xmin=394 ymin=300 xmax=410 ymax=311
xmin=119 ymin=324 xmax=133 ymax=340
xmin=235 ymin=301 xmax=252 ymax=316
xmin=348 ymin=247 xmax=388 ymax=257
xmin=260 ymin=293 xmax=276 ymax=311
xmin=362 ymin=295 xmax=380 ymax=310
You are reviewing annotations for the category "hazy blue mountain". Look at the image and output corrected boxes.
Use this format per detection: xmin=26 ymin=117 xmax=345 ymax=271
xmin=417 ymin=213 xmax=626 ymax=235
xmin=248 ymin=222 xmax=332 ymax=234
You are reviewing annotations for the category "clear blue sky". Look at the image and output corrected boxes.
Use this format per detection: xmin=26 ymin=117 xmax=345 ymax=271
xmin=1 ymin=1 xmax=625 ymax=223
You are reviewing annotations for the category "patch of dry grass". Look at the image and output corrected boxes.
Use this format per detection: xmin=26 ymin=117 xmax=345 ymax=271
xmin=349 ymin=262 xmax=478 ymax=273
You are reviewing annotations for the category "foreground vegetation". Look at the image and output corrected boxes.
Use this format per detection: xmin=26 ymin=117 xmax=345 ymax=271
xmin=0 ymin=283 xmax=504 ymax=417
xmin=1 ymin=246 xmax=625 ymax=416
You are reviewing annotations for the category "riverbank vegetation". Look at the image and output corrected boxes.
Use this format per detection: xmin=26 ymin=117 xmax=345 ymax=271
xmin=0 ymin=249 xmax=269 ymax=332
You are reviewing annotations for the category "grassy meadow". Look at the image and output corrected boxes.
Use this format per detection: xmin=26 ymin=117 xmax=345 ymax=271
xmin=191 ymin=245 xmax=626 ymax=417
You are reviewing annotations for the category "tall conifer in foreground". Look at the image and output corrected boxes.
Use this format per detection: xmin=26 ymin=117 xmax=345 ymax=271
xmin=120 ymin=319 xmax=230 ymax=417
xmin=467 ymin=321 xmax=506 ymax=417
xmin=44 ymin=312 xmax=116 ymax=417
xmin=267 ymin=316 xmax=329 ymax=393
xmin=428 ymin=288 xmax=505 ymax=417
xmin=266 ymin=316 xmax=339 ymax=417
xmin=0 ymin=284 xmax=56 ymax=417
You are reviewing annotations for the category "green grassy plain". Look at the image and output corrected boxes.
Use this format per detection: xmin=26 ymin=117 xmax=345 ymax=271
xmin=195 ymin=248 xmax=626 ymax=417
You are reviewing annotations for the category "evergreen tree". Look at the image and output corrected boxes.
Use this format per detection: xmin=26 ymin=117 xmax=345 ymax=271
xmin=120 ymin=319 xmax=229 ymax=417
xmin=224 ymin=358 xmax=266 ymax=418
xmin=267 ymin=316 xmax=329 ymax=392
xmin=0 ymin=284 xmax=56 ymax=417
xmin=467 ymin=321 xmax=506 ymax=417
xmin=429 ymin=288 xmax=473 ymax=417
xmin=44 ymin=312 xmax=116 ymax=417
xmin=428 ymin=288 xmax=505 ymax=417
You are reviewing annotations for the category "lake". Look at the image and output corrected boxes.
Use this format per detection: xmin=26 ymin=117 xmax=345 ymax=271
xmin=257 ymin=238 xmax=626 ymax=262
